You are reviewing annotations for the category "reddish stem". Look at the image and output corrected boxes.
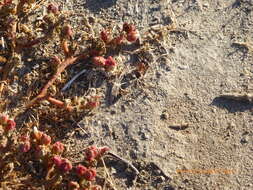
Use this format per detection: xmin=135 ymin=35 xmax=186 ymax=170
xmin=26 ymin=54 xmax=86 ymax=109
xmin=61 ymin=40 xmax=70 ymax=58
xmin=46 ymin=96 xmax=73 ymax=112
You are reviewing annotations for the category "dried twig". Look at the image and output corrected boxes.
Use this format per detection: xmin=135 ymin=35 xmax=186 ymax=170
xmin=26 ymin=54 xmax=87 ymax=109
xmin=107 ymin=151 xmax=139 ymax=175
xmin=101 ymin=158 xmax=118 ymax=190
xmin=1 ymin=36 xmax=5 ymax=49
xmin=75 ymin=122 xmax=87 ymax=135
xmin=168 ymin=123 xmax=189 ymax=131
xmin=61 ymin=69 xmax=88 ymax=91
xmin=46 ymin=96 xmax=73 ymax=111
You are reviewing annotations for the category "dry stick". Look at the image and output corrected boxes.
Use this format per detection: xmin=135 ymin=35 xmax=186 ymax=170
xmin=1 ymin=36 xmax=5 ymax=49
xmin=46 ymin=96 xmax=73 ymax=111
xmin=168 ymin=123 xmax=189 ymax=131
xmin=75 ymin=122 xmax=88 ymax=135
xmin=26 ymin=54 xmax=86 ymax=109
xmin=101 ymin=158 xmax=118 ymax=190
xmin=61 ymin=68 xmax=88 ymax=91
xmin=107 ymin=152 xmax=139 ymax=175
xmin=61 ymin=40 xmax=70 ymax=58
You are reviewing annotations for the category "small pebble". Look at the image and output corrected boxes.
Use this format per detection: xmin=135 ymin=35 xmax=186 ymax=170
xmin=203 ymin=3 xmax=209 ymax=8
xmin=160 ymin=111 xmax=168 ymax=120
xmin=157 ymin=176 xmax=165 ymax=182
xmin=178 ymin=65 xmax=188 ymax=70
xmin=110 ymin=110 xmax=116 ymax=115
xmin=240 ymin=136 xmax=249 ymax=144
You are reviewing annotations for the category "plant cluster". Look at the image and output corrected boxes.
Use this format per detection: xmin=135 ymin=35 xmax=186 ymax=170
xmin=0 ymin=113 xmax=16 ymax=133
xmin=1 ymin=114 xmax=109 ymax=189
xmin=0 ymin=0 xmax=154 ymax=189
xmin=0 ymin=0 xmax=145 ymax=111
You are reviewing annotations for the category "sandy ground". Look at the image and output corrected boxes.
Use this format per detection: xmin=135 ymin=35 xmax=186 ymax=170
xmin=2 ymin=0 xmax=253 ymax=189
xmin=63 ymin=0 xmax=253 ymax=189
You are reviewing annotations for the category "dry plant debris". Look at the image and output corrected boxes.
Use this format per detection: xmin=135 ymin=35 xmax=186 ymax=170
xmin=0 ymin=0 xmax=174 ymax=189
xmin=168 ymin=123 xmax=189 ymax=131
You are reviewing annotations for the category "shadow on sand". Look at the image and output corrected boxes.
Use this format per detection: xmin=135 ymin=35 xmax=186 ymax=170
xmin=211 ymin=97 xmax=253 ymax=113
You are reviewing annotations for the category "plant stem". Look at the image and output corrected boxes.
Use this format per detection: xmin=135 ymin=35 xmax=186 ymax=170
xmin=26 ymin=54 xmax=87 ymax=109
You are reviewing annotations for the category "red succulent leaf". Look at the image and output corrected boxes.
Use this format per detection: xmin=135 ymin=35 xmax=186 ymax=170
xmin=98 ymin=146 xmax=109 ymax=157
xmin=84 ymin=146 xmax=98 ymax=162
xmin=59 ymin=158 xmax=72 ymax=173
xmin=75 ymin=164 xmax=88 ymax=177
xmin=0 ymin=114 xmax=8 ymax=124
xmin=100 ymin=30 xmax=110 ymax=43
xmin=20 ymin=141 xmax=31 ymax=153
xmin=4 ymin=119 xmax=16 ymax=131
xmin=52 ymin=155 xmax=63 ymax=168
xmin=62 ymin=25 xmax=73 ymax=39
xmin=47 ymin=3 xmax=59 ymax=14
xmin=126 ymin=31 xmax=138 ymax=42
xmin=92 ymin=56 xmax=106 ymax=67
xmin=84 ymin=146 xmax=109 ymax=162
xmin=85 ymin=101 xmax=100 ymax=110
xmin=83 ymin=168 xmax=97 ymax=181
xmin=19 ymin=135 xmax=30 ymax=142
xmin=91 ymin=186 xmax=102 ymax=190
xmin=104 ymin=56 xmax=117 ymax=71
xmin=123 ymin=23 xmax=136 ymax=33
xmin=51 ymin=141 xmax=65 ymax=154
xmin=0 ymin=0 xmax=12 ymax=6
xmin=68 ymin=181 xmax=80 ymax=190
xmin=105 ymin=56 xmax=116 ymax=67
xmin=40 ymin=133 xmax=51 ymax=145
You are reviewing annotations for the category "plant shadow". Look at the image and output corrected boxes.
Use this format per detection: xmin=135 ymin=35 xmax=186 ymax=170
xmin=211 ymin=97 xmax=253 ymax=113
